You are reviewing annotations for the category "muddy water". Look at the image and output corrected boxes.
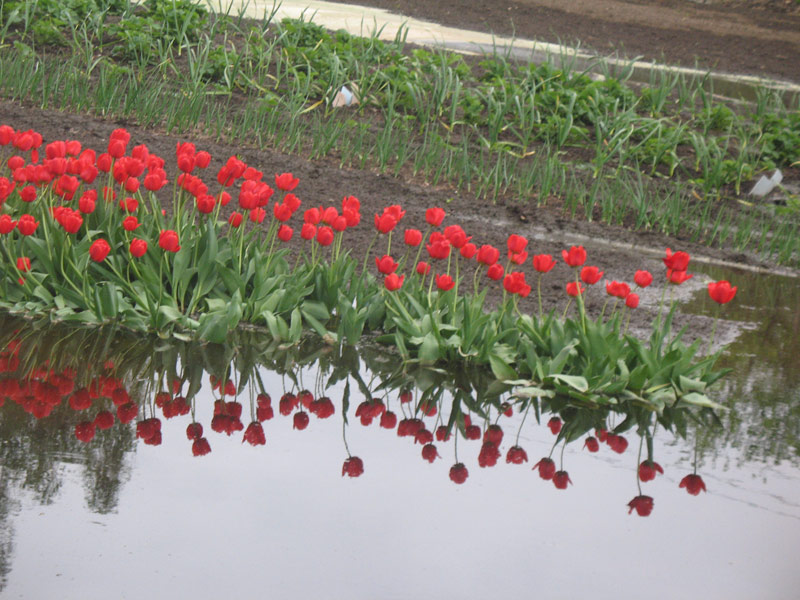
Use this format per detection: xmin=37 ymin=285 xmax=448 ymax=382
xmin=1 ymin=264 xmax=799 ymax=599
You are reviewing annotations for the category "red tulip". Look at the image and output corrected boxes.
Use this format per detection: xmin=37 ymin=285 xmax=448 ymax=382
xmin=561 ymin=245 xmax=586 ymax=267
xmin=374 ymin=212 xmax=397 ymax=234
xmin=425 ymin=207 xmax=446 ymax=227
xmin=476 ymin=244 xmax=500 ymax=266
xmin=667 ymin=269 xmax=693 ymax=284
xmin=506 ymin=234 xmax=527 ymax=253
xmin=460 ymin=242 xmax=477 ymax=259
xmin=663 ymin=248 xmax=690 ymax=271
xmin=16 ymin=257 xmax=31 ymax=272
xmin=580 ymin=265 xmax=604 ymax=285
xmin=17 ymin=214 xmax=39 ymax=236
xmin=638 ymin=460 xmax=664 ymax=482
xmin=129 ymin=239 xmax=147 ymax=258
xmin=416 ymin=261 xmax=430 ymax=275
xmin=384 ymin=273 xmax=404 ymax=291
xmin=278 ymin=224 xmax=293 ymax=242
xmin=532 ymin=254 xmax=556 ymax=273
xmin=552 ymin=470 xmax=572 ymax=489
xmin=89 ymin=239 xmax=111 ymax=262
xmin=426 ymin=232 xmax=451 ymax=259
xmin=404 ymin=228 xmax=422 ymax=246
xmin=634 ymin=270 xmax=653 ymax=288
xmin=274 ymin=172 xmax=299 ymax=191
xmin=449 ymin=462 xmax=469 ymax=484
xmin=566 ymin=281 xmax=585 ymax=296
xmin=533 ymin=457 xmax=556 ymax=480
xmin=606 ymin=280 xmax=630 ymax=298
xmin=158 ymin=230 xmax=180 ymax=252
xmin=435 ymin=274 xmax=455 ymax=291
xmin=679 ymin=474 xmax=707 ymax=495
xmin=122 ymin=215 xmax=140 ymax=231
xmin=0 ymin=215 xmax=17 ymax=234
xmin=627 ymin=495 xmax=654 ymax=516
xmin=625 ymin=293 xmax=639 ymax=308
xmin=375 ymin=254 xmax=399 ymax=274
xmin=487 ymin=263 xmax=504 ymax=280
xmin=316 ymin=226 xmax=334 ymax=246
xmin=708 ymin=280 xmax=737 ymax=304
xmin=342 ymin=456 xmax=364 ymax=478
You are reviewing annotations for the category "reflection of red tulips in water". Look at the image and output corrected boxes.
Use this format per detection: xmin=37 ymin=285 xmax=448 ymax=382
xmin=342 ymin=456 xmax=364 ymax=478
xmin=679 ymin=474 xmax=707 ymax=495
xmin=628 ymin=495 xmax=654 ymax=517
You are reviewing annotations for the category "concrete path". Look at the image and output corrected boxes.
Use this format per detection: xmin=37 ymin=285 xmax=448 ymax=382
xmin=205 ymin=0 xmax=800 ymax=102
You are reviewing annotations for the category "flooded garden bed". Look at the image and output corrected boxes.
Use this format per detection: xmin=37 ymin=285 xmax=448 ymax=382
xmin=0 ymin=0 xmax=798 ymax=597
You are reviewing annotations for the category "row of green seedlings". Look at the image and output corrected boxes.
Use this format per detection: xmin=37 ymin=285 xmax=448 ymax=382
xmin=1 ymin=40 xmax=797 ymax=266
xmin=4 ymin=0 xmax=798 ymax=200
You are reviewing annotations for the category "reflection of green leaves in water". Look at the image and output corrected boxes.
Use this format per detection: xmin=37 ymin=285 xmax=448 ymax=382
xmin=681 ymin=264 xmax=800 ymax=467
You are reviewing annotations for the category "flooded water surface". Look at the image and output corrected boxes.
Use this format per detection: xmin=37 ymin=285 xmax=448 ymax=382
xmin=1 ymin=264 xmax=799 ymax=600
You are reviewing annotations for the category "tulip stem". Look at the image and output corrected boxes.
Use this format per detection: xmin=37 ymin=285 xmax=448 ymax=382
xmin=515 ymin=402 xmax=531 ymax=445
xmin=707 ymin=308 xmax=720 ymax=355
xmin=537 ymin=274 xmax=543 ymax=319
xmin=342 ymin=415 xmax=351 ymax=458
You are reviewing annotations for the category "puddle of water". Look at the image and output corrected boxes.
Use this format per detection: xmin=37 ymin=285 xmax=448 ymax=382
xmin=1 ymin=274 xmax=799 ymax=599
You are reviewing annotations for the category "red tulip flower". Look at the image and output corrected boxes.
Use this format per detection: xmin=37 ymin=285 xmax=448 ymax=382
xmin=89 ymin=239 xmax=111 ymax=262
xmin=17 ymin=214 xmax=39 ymax=236
xmin=159 ymin=229 xmax=180 ymax=252
xmin=566 ymin=281 xmax=585 ymax=297
xmin=449 ymin=462 xmax=469 ymax=484
xmin=634 ymin=270 xmax=653 ymax=287
xmin=625 ymin=293 xmax=640 ymax=308
xmin=278 ymin=224 xmax=293 ymax=242
xmin=16 ymin=257 xmax=31 ymax=272
xmin=606 ymin=280 xmax=631 ymax=298
xmin=638 ymin=460 xmax=664 ymax=482
xmin=708 ymin=280 xmax=737 ymax=304
xmin=435 ymin=274 xmax=455 ymax=291
xmin=384 ymin=273 xmax=404 ymax=291
xmin=532 ymin=254 xmax=556 ymax=273
xmin=404 ymin=228 xmax=422 ymax=246
xmin=316 ymin=226 xmax=334 ymax=246
xmin=533 ymin=457 xmax=556 ymax=480
xmin=663 ymin=248 xmax=690 ymax=271
xmin=342 ymin=456 xmax=364 ymax=478
xmin=375 ymin=254 xmax=399 ymax=274
xmin=667 ymin=269 xmax=693 ymax=285
xmin=507 ymin=234 xmax=527 ymax=254
xmin=229 ymin=212 xmax=243 ymax=228
xmin=425 ymin=207 xmax=446 ymax=227
xmin=416 ymin=261 xmax=431 ymax=275
xmin=627 ymin=495 xmax=654 ymax=516
xmin=679 ymin=474 xmax=707 ymax=495
xmin=274 ymin=172 xmax=299 ymax=191
xmin=562 ymin=245 xmax=586 ymax=267
xmin=129 ymin=239 xmax=147 ymax=258
xmin=460 ymin=242 xmax=477 ymax=259
xmin=487 ymin=263 xmax=504 ymax=280
xmin=580 ymin=265 xmax=604 ymax=285
xmin=552 ymin=470 xmax=572 ymax=489
xmin=476 ymin=244 xmax=499 ymax=266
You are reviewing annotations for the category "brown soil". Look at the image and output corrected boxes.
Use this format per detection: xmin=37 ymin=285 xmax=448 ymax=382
xmin=326 ymin=0 xmax=800 ymax=83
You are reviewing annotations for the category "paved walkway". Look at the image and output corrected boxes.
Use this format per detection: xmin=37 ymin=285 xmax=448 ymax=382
xmin=205 ymin=0 xmax=800 ymax=100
